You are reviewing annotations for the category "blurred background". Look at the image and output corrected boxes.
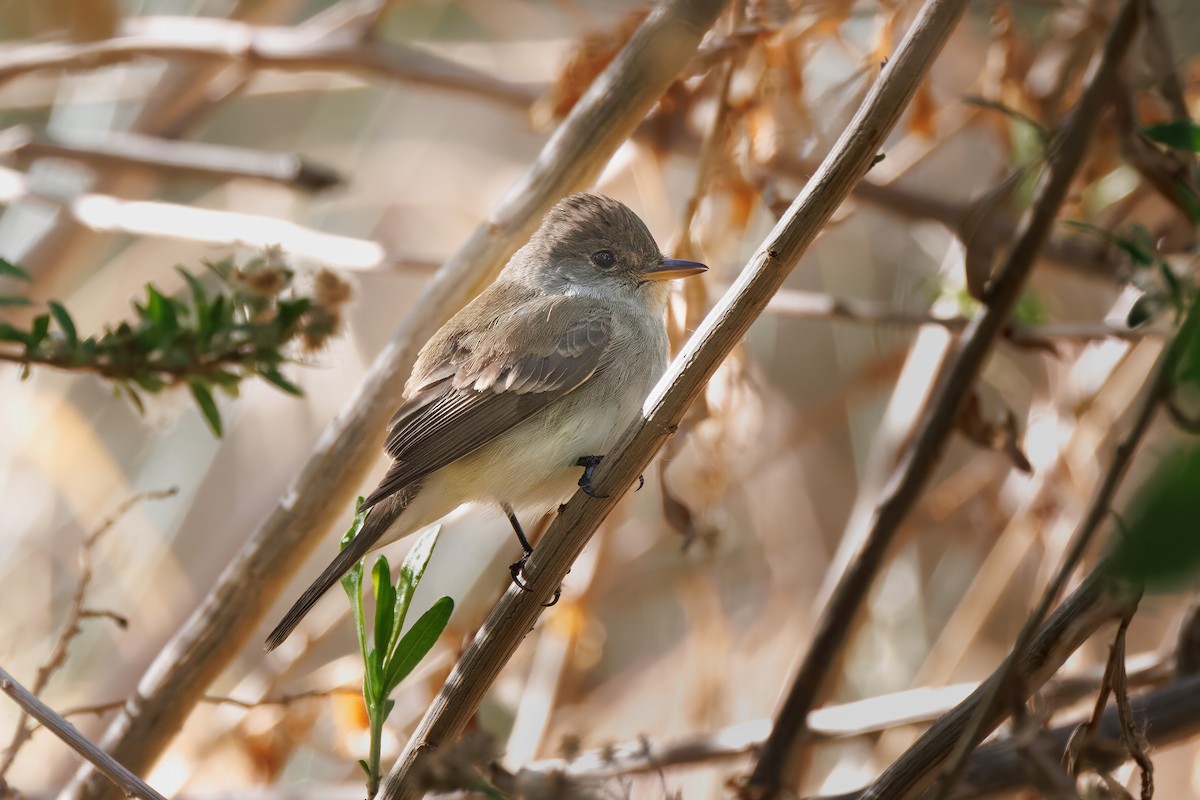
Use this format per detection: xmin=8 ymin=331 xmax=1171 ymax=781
xmin=1 ymin=0 xmax=1199 ymax=798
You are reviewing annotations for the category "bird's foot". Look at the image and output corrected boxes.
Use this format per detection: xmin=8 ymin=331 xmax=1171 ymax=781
xmin=575 ymin=455 xmax=643 ymax=496
xmin=575 ymin=455 xmax=608 ymax=498
xmin=508 ymin=554 xmax=561 ymax=607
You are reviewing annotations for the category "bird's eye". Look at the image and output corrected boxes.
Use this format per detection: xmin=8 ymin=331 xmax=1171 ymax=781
xmin=590 ymin=250 xmax=616 ymax=270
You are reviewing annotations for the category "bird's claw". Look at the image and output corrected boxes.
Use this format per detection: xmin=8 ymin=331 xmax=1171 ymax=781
xmin=510 ymin=556 xmax=532 ymax=591
xmin=576 ymin=455 xmax=644 ymax=495
xmin=509 ymin=555 xmax=562 ymax=606
xmin=576 ymin=455 xmax=609 ymax=498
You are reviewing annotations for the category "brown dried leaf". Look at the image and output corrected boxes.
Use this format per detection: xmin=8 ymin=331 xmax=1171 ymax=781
xmin=532 ymin=7 xmax=653 ymax=126
xmin=955 ymin=390 xmax=1033 ymax=473
xmin=908 ymin=78 xmax=938 ymax=139
xmin=959 ymin=166 xmax=1027 ymax=301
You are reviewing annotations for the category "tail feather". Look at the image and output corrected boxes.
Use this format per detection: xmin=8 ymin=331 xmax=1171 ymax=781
xmin=264 ymin=486 xmax=415 ymax=651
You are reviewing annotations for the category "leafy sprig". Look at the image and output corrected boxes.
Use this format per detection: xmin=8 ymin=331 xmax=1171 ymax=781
xmin=340 ymin=504 xmax=454 ymax=797
xmin=0 ymin=251 xmax=350 ymax=436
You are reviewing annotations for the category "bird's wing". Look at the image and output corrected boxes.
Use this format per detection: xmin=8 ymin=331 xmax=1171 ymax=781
xmin=361 ymin=295 xmax=613 ymax=510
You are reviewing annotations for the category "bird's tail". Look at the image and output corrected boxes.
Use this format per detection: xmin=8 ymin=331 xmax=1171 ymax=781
xmin=264 ymin=487 xmax=415 ymax=652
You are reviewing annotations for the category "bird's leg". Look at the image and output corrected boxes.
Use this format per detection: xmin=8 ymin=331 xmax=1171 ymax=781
xmin=502 ymin=503 xmax=561 ymax=606
xmin=575 ymin=455 xmax=644 ymax=498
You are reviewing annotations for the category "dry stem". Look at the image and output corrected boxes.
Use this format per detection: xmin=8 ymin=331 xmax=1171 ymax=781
xmin=0 ymin=669 xmax=167 ymax=800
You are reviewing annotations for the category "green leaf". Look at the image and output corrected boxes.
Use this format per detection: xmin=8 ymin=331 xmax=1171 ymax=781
xmin=189 ymin=381 xmax=222 ymax=436
xmin=387 ymin=526 xmax=441 ymax=660
xmin=48 ymin=301 xmax=77 ymax=347
xmin=372 ymin=557 xmax=397 ymax=663
xmin=0 ymin=295 xmax=30 ymax=307
xmin=133 ymin=374 xmax=166 ymax=393
xmin=177 ymin=266 xmax=209 ymax=320
xmin=146 ymin=285 xmax=179 ymax=333
xmin=0 ymin=259 xmax=31 ymax=282
xmin=0 ymin=322 xmax=27 ymax=343
xmin=1143 ymin=119 xmax=1200 ymax=153
xmin=358 ymin=759 xmax=371 ymax=778
xmin=1107 ymin=443 xmax=1200 ymax=591
xmin=383 ymin=597 xmax=453 ymax=693
xmin=28 ymin=315 xmax=49 ymax=349
xmin=258 ymin=366 xmax=303 ymax=396
xmin=275 ymin=298 xmax=312 ymax=330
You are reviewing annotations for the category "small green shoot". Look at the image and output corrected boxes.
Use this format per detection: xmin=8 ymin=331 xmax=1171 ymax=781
xmin=340 ymin=503 xmax=453 ymax=796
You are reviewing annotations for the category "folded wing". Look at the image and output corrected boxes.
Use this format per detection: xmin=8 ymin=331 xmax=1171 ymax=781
xmin=361 ymin=296 xmax=613 ymax=510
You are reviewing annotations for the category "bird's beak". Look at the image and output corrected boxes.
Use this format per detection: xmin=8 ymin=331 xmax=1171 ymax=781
xmin=639 ymin=257 xmax=708 ymax=281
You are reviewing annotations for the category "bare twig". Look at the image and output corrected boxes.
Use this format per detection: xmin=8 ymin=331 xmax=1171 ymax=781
xmin=762 ymin=287 xmax=1156 ymax=342
xmin=381 ymin=0 xmax=970 ymax=797
xmin=0 ymin=668 xmax=167 ymax=800
xmin=810 ymin=669 xmax=1200 ymax=800
xmin=769 ymin=153 xmax=1130 ymax=284
xmin=0 ymin=488 xmax=177 ymax=780
xmin=62 ymin=2 xmax=731 ymax=797
xmin=0 ymin=125 xmax=343 ymax=192
xmin=1111 ymin=614 xmax=1154 ymax=800
xmin=510 ymin=653 xmax=1168 ymax=780
xmin=0 ymin=17 xmax=539 ymax=111
xmin=743 ymin=2 xmax=1145 ymax=795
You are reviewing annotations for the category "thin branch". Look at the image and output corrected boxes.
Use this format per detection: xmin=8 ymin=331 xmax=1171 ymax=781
xmin=0 ymin=17 xmax=539 ymax=111
xmin=762 ymin=287 xmax=1156 ymax=342
xmin=810 ymin=669 xmax=1200 ymax=800
xmin=381 ymin=0 xmax=971 ymax=797
xmin=510 ymin=653 xmax=1169 ymax=781
xmin=61 ymin=2 xmax=731 ymax=797
xmin=0 ymin=668 xmax=168 ymax=800
xmin=744 ymin=2 xmax=1145 ymax=795
xmin=0 ymin=125 xmax=344 ymax=192
xmin=1111 ymin=614 xmax=1154 ymax=800
xmin=0 ymin=488 xmax=178 ymax=780
xmin=769 ymin=153 xmax=1131 ymax=285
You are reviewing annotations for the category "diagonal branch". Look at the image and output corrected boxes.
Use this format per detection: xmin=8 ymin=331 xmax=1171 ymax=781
xmin=0 ymin=668 xmax=167 ymax=800
xmin=379 ymin=0 xmax=971 ymax=797
xmin=742 ymin=1 xmax=1146 ymax=796
xmin=58 ymin=2 xmax=731 ymax=799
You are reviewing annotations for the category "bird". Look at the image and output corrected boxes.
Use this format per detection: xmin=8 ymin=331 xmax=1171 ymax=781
xmin=265 ymin=193 xmax=706 ymax=651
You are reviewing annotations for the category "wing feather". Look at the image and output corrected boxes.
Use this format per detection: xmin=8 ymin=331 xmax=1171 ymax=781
xmin=361 ymin=298 xmax=612 ymax=511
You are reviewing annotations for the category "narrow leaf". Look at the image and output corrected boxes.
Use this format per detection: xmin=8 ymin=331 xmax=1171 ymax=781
xmin=0 ymin=322 xmax=28 ymax=343
xmin=259 ymin=366 xmax=303 ymax=396
xmin=0 ymin=259 xmax=31 ymax=282
xmin=383 ymin=597 xmax=453 ymax=693
xmin=372 ymin=557 xmax=396 ymax=663
xmin=189 ymin=381 xmax=222 ymax=437
xmin=1143 ymin=119 xmax=1200 ymax=153
xmin=387 ymin=526 xmax=441 ymax=660
xmin=28 ymin=315 xmax=49 ymax=349
xmin=0 ymin=296 xmax=30 ymax=307
xmin=48 ymin=301 xmax=77 ymax=347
